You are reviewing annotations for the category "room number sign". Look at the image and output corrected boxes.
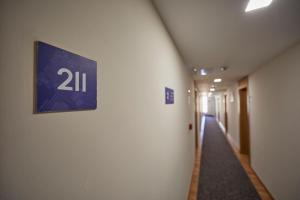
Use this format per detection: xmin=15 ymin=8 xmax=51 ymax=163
xmin=36 ymin=41 xmax=97 ymax=113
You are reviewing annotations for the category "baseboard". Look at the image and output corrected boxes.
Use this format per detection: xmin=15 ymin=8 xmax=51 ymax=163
xmin=200 ymin=116 xmax=206 ymax=140
xmin=217 ymin=120 xmax=240 ymax=151
xmin=217 ymin=120 xmax=226 ymax=134
xmin=227 ymin=134 xmax=240 ymax=151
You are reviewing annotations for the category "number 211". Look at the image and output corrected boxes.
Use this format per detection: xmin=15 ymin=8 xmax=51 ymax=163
xmin=57 ymin=67 xmax=86 ymax=92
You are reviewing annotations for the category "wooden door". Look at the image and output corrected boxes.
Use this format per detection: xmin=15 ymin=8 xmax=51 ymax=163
xmin=239 ymin=88 xmax=250 ymax=155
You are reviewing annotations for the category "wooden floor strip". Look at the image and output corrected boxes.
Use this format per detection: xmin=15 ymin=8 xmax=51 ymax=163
xmin=188 ymin=147 xmax=201 ymax=200
xmin=188 ymin=116 xmax=205 ymax=200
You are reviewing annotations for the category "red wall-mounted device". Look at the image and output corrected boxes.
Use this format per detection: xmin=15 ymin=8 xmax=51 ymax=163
xmin=189 ymin=123 xmax=193 ymax=130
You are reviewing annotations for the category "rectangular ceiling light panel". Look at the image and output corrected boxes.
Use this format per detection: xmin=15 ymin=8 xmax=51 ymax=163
xmin=245 ymin=0 xmax=273 ymax=12
xmin=214 ymin=78 xmax=222 ymax=83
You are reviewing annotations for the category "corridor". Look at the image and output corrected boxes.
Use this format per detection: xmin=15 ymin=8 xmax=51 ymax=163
xmin=1 ymin=0 xmax=300 ymax=200
xmin=198 ymin=116 xmax=260 ymax=200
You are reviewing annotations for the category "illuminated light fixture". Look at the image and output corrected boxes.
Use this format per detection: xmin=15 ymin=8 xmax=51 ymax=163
xmin=245 ymin=0 xmax=273 ymax=12
xmin=214 ymin=78 xmax=222 ymax=83
xmin=210 ymin=88 xmax=215 ymax=92
xmin=220 ymin=66 xmax=228 ymax=71
xmin=200 ymin=69 xmax=207 ymax=76
xmin=193 ymin=68 xmax=198 ymax=72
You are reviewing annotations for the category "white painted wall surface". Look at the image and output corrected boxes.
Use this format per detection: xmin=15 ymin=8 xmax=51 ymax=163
xmin=0 ymin=1 xmax=195 ymax=199
xmin=214 ymin=43 xmax=300 ymax=199
xmin=249 ymin=42 xmax=300 ymax=200
xmin=207 ymin=96 xmax=216 ymax=116
xmin=226 ymin=84 xmax=240 ymax=149
xmin=215 ymin=94 xmax=225 ymax=125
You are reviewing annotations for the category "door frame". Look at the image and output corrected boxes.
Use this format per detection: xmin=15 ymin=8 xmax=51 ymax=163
xmin=238 ymin=77 xmax=250 ymax=159
xmin=224 ymin=94 xmax=228 ymax=133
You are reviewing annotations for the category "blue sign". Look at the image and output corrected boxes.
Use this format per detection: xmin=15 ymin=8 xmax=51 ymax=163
xmin=36 ymin=41 xmax=97 ymax=113
xmin=165 ymin=87 xmax=174 ymax=104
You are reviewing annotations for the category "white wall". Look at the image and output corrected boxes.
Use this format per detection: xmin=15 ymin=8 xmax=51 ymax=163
xmin=0 ymin=1 xmax=195 ymax=200
xmin=249 ymin=42 xmax=300 ymax=200
xmin=226 ymin=85 xmax=240 ymax=148
xmin=215 ymin=94 xmax=225 ymax=125
xmin=207 ymin=96 xmax=216 ymax=116
xmin=222 ymin=43 xmax=300 ymax=199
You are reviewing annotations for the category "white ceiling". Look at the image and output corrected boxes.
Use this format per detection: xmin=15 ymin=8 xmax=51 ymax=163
xmin=152 ymin=0 xmax=300 ymax=92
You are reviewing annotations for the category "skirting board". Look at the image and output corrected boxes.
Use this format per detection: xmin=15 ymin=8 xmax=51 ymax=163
xmin=227 ymin=133 xmax=240 ymax=151
xmin=217 ymin=120 xmax=240 ymax=151
xmin=217 ymin=121 xmax=226 ymax=134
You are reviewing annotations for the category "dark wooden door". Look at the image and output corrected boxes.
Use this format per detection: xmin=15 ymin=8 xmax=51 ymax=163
xmin=239 ymin=88 xmax=250 ymax=155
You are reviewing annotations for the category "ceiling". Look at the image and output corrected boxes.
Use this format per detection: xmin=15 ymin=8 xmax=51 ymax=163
xmin=152 ymin=0 xmax=300 ymax=92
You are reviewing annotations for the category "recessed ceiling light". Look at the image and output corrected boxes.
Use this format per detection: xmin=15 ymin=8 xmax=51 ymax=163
xmin=214 ymin=78 xmax=222 ymax=83
xmin=200 ymin=69 xmax=207 ymax=76
xmin=210 ymin=88 xmax=215 ymax=92
xmin=245 ymin=0 xmax=273 ymax=12
xmin=220 ymin=66 xmax=228 ymax=71
xmin=193 ymin=68 xmax=198 ymax=72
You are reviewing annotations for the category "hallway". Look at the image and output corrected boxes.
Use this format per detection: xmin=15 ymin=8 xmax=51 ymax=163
xmin=1 ymin=0 xmax=300 ymax=200
xmin=198 ymin=116 xmax=260 ymax=200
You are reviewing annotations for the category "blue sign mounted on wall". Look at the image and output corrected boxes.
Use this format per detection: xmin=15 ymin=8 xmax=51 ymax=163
xmin=36 ymin=41 xmax=97 ymax=113
xmin=165 ymin=87 xmax=174 ymax=104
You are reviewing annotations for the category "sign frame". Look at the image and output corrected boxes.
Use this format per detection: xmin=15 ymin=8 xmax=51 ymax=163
xmin=165 ymin=87 xmax=174 ymax=104
xmin=35 ymin=41 xmax=97 ymax=113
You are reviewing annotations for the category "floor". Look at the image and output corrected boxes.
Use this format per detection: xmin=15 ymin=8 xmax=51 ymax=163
xmin=228 ymin=140 xmax=274 ymax=200
xmin=188 ymin=116 xmax=273 ymax=200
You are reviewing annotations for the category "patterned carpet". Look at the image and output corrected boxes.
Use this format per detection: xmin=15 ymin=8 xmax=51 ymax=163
xmin=197 ymin=116 xmax=261 ymax=200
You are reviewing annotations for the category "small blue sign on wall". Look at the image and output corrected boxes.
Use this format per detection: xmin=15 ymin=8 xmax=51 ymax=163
xmin=36 ymin=41 xmax=97 ymax=113
xmin=165 ymin=87 xmax=174 ymax=104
